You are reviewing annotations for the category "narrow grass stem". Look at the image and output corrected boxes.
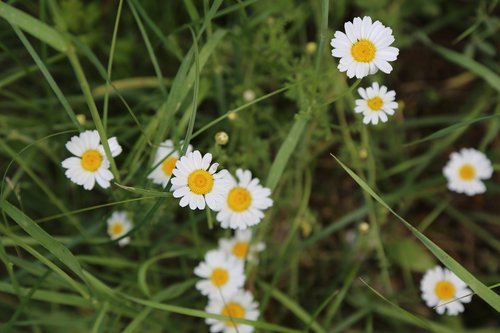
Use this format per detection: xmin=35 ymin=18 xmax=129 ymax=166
xmin=102 ymin=0 xmax=124 ymax=130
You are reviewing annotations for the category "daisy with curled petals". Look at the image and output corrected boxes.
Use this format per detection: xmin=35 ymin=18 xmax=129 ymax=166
xmin=107 ymin=211 xmax=133 ymax=247
xmin=170 ymin=150 xmax=229 ymax=210
xmin=61 ymin=130 xmax=122 ymax=190
xmin=147 ymin=140 xmax=192 ymax=188
xmin=443 ymin=148 xmax=493 ymax=196
xmin=420 ymin=266 xmax=472 ymax=315
xmin=330 ymin=16 xmax=399 ymax=79
xmin=354 ymin=82 xmax=398 ymax=125
xmin=219 ymin=229 xmax=265 ymax=263
xmin=216 ymin=169 xmax=273 ymax=230
xmin=194 ymin=250 xmax=245 ymax=299
xmin=205 ymin=289 xmax=259 ymax=333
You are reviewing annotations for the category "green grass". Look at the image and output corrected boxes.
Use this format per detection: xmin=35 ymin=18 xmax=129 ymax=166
xmin=1 ymin=1 xmax=499 ymax=332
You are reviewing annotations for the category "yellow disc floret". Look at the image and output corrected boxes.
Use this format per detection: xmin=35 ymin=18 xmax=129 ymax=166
xmin=367 ymin=96 xmax=384 ymax=111
xmin=210 ymin=268 xmax=229 ymax=287
xmin=232 ymin=242 xmax=249 ymax=259
xmin=227 ymin=187 xmax=252 ymax=212
xmin=109 ymin=223 xmax=124 ymax=237
xmin=221 ymin=302 xmax=246 ymax=327
xmin=351 ymin=39 xmax=376 ymax=63
xmin=187 ymin=170 xmax=214 ymax=195
xmin=458 ymin=164 xmax=476 ymax=181
xmin=162 ymin=157 xmax=178 ymax=176
xmin=81 ymin=149 xmax=103 ymax=172
xmin=434 ymin=280 xmax=456 ymax=301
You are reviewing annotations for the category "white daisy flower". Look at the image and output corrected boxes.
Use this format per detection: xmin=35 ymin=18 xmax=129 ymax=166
xmin=216 ymin=169 xmax=273 ymax=230
xmin=205 ymin=289 xmax=259 ymax=333
xmin=147 ymin=140 xmax=193 ymax=188
xmin=170 ymin=150 xmax=230 ymax=211
xmin=443 ymin=148 xmax=493 ymax=196
xmin=106 ymin=211 xmax=133 ymax=247
xmin=61 ymin=130 xmax=122 ymax=190
xmin=330 ymin=16 xmax=399 ymax=79
xmin=218 ymin=229 xmax=265 ymax=263
xmin=420 ymin=266 xmax=472 ymax=315
xmin=354 ymin=82 xmax=398 ymax=125
xmin=194 ymin=250 xmax=245 ymax=299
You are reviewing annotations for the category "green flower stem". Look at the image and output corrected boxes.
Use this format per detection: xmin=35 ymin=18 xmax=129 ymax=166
xmin=315 ymin=0 xmax=330 ymax=75
xmin=66 ymin=49 xmax=121 ymax=183
xmin=102 ymin=0 xmax=124 ymax=130
xmin=48 ymin=0 xmax=121 ymax=183
xmin=335 ymin=92 xmax=392 ymax=293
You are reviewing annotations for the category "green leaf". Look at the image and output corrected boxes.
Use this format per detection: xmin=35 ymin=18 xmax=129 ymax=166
xmin=0 ymin=2 xmax=67 ymax=52
xmin=387 ymin=238 xmax=436 ymax=273
xmin=331 ymin=155 xmax=500 ymax=312
xmin=430 ymin=43 xmax=500 ymax=93
xmin=0 ymin=200 xmax=87 ymax=285
xmin=265 ymin=116 xmax=308 ymax=190
xmin=114 ymin=182 xmax=173 ymax=198
xmin=405 ymin=114 xmax=500 ymax=146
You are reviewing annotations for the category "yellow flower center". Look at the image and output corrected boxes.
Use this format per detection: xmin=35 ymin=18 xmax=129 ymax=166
xmin=161 ymin=157 xmax=178 ymax=176
xmin=187 ymin=170 xmax=214 ymax=195
xmin=221 ymin=302 xmax=246 ymax=327
xmin=109 ymin=223 xmax=124 ymax=237
xmin=458 ymin=164 xmax=476 ymax=181
xmin=210 ymin=268 xmax=229 ymax=287
xmin=232 ymin=242 xmax=249 ymax=259
xmin=81 ymin=149 xmax=103 ymax=172
xmin=227 ymin=187 xmax=252 ymax=212
xmin=351 ymin=39 xmax=376 ymax=63
xmin=367 ymin=96 xmax=384 ymax=111
xmin=434 ymin=281 xmax=456 ymax=301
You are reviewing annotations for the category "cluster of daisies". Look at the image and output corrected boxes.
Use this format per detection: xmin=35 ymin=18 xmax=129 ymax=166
xmin=194 ymin=229 xmax=264 ymax=332
xmin=61 ymin=133 xmax=273 ymax=331
xmin=331 ymin=16 xmax=399 ymax=125
xmin=330 ymin=16 xmax=493 ymax=316
xmin=57 ymin=15 xmax=495 ymax=328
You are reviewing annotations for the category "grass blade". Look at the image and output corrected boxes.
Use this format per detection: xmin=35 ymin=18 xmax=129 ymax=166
xmin=332 ymin=154 xmax=500 ymax=312
xmin=0 ymin=2 xmax=67 ymax=52
xmin=0 ymin=200 xmax=87 ymax=287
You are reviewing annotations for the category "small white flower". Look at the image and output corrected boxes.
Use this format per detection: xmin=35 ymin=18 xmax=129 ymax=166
xmin=106 ymin=211 xmax=133 ymax=247
xmin=171 ymin=150 xmax=230 ymax=211
xmin=218 ymin=229 xmax=266 ymax=263
xmin=194 ymin=250 xmax=245 ymax=299
xmin=443 ymin=148 xmax=493 ymax=196
xmin=147 ymin=140 xmax=192 ymax=188
xmin=330 ymin=16 xmax=399 ymax=79
xmin=216 ymin=169 xmax=273 ymax=230
xmin=420 ymin=266 xmax=472 ymax=315
xmin=354 ymin=82 xmax=398 ymax=125
xmin=205 ymin=289 xmax=259 ymax=333
xmin=61 ymin=130 xmax=122 ymax=190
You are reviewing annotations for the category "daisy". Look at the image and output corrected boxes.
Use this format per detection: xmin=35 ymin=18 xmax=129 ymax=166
xmin=216 ymin=169 xmax=273 ymax=230
xmin=354 ymin=82 xmax=398 ymax=125
xmin=147 ymin=140 xmax=192 ymax=188
xmin=194 ymin=250 xmax=245 ymax=299
xmin=443 ymin=148 xmax=493 ymax=196
xmin=205 ymin=289 xmax=259 ymax=333
xmin=420 ymin=266 xmax=472 ymax=315
xmin=61 ymin=130 xmax=122 ymax=190
xmin=218 ymin=229 xmax=265 ymax=263
xmin=106 ymin=211 xmax=133 ymax=247
xmin=330 ymin=16 xmax=399 ymax=79
xmin=170 ymin=150 xmax=229 ymax=210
